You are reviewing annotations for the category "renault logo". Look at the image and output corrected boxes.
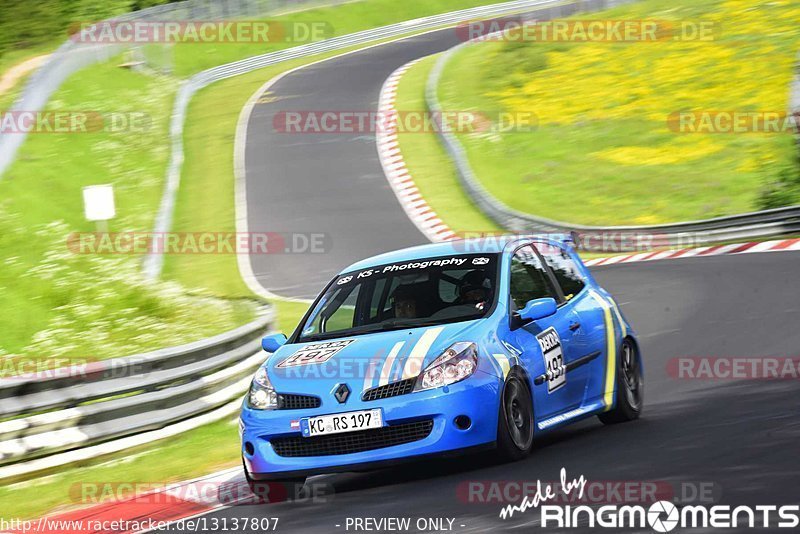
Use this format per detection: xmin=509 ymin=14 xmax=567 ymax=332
xmin=333 ymin=383 xmax=350 ymax=404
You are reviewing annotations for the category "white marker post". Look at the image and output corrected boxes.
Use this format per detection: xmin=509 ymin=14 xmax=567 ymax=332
xmin=82 ymin=184 xmax=115 ymax=232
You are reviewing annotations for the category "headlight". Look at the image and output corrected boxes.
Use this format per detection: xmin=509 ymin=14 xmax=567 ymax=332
xmin=248 ymin=366 xmax=278 ymax=410
xmin=415 ymin=342 xmax=478 ymax=391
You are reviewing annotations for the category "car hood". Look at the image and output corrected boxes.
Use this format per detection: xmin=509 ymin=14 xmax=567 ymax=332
xmin=264 ymin=320 xmax=484 ymax=395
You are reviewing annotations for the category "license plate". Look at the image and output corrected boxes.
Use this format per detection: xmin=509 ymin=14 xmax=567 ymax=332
xmin=300 ymin=409 xmax=383 ymax=437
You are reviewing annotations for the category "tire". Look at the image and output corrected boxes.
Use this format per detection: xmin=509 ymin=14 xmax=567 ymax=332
xmin=243 ymin=462 xmax=306 ymax=503
xmin=496 ymin=369 xmax=535 ymax=461
xmin=598 ymin=337 xmax=644 ymax=424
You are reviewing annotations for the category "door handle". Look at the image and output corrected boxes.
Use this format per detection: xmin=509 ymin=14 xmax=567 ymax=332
xmin=569 ymin=321 xmax=581 ymax=331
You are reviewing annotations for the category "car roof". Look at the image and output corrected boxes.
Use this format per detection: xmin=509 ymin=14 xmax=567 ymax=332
xmin=339 ymin=235 xmax=570 ymax=274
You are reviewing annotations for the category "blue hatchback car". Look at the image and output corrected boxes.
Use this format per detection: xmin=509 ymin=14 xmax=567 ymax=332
xmin=240 ymin=236 xmax=643 ymax=485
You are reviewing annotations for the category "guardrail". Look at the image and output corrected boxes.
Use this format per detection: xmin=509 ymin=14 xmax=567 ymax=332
xmin=425 ymin=4 xmax=800 ymax=247
xmin=0 ymin=307 xmax=274 ymax=481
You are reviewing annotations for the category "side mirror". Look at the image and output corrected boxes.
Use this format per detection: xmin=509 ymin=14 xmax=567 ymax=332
xmin=262 ymin=333 xmax=287 ymax=353
xmin=512 ymin=297 xmax=557 ymax=329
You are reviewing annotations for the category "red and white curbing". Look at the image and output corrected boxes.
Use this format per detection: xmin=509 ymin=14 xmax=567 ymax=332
xmin=376 ymin=59 xmax=457 ymax=243
xmin=583 ymin=238 xmax=800 ymax=267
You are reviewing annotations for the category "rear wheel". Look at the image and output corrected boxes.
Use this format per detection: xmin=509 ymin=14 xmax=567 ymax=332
xmin=496 ymin=370 xmax=534 ymax=461
xmin=599 ymin=338 xmax=643 ymax=424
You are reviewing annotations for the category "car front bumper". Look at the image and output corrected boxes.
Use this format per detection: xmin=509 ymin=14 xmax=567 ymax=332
xmin=240 ymin=371 xmax=501 ymax=478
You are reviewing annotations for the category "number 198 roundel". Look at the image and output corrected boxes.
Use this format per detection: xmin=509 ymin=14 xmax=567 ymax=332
xmin=240 ymin=236 xmax=643 ymax=486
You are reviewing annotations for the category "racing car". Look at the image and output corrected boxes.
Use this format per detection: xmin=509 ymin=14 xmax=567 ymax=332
xmin=240 ymin=236 xmax=643 ymax=486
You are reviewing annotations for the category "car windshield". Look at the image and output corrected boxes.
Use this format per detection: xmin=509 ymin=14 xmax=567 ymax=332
xmin=297 ymin=253 xmax=500 ymax=342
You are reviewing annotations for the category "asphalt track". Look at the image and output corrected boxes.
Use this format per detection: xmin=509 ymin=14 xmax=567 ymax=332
xmin=181 ymin=16 xmax=800 ymax=534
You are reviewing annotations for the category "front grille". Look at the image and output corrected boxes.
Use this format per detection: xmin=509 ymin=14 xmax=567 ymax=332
xmin=362 ymin=378 xmax=415 ymax=401
xmin=278 ymin=394 xmax=321 ymax=410
xmin=271 ymin=419 xmax=433 ymax=457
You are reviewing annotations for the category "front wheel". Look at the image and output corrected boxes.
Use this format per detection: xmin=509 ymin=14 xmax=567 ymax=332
xmin=496 ymin=370 xmax=534 ymax=461
xmin=598 ymin=337 xmax=643 ymax=424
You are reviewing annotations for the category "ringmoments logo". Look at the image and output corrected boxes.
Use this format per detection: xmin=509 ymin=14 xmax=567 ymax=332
xmin=499 ymin=469 xmax=800 ymax=531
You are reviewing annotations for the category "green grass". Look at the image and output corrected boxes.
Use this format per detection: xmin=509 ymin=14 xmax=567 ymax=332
xmin=434 ymin=0 xmax=800 ymax=225
xmin=0 ymin=416 xmax=241 ymax=520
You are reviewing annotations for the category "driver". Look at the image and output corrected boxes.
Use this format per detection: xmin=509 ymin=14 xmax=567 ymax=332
xmin=391 ymin=284 xmax=418 ymax=319
xmin=458 ymin=270 xmax=491 ymax=308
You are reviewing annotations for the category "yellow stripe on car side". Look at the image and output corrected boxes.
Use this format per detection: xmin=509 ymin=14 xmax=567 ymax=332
xmin=601 ymin=304 xmax=617 ymax=410
xmin=590 ymin=290 xmax=618 ymax=411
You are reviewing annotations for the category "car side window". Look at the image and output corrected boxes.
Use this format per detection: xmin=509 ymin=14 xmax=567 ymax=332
xmin=509 ymin=246 xmax=559 ymax=311
xmin=534 ymin=243 xmax=586 ymax=300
